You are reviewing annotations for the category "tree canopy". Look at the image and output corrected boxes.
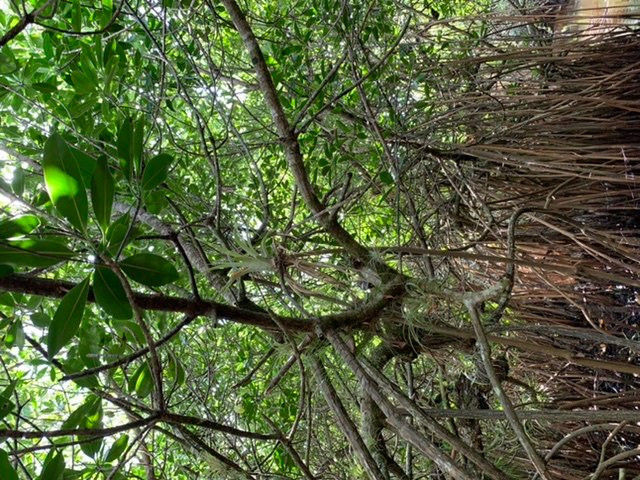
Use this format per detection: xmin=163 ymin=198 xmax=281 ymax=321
xmin=0 ymin=0 xmax=639 ymax=478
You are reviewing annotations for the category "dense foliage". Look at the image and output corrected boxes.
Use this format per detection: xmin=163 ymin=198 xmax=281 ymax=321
xmin=0 ymin=0 xmax=639 ymax=478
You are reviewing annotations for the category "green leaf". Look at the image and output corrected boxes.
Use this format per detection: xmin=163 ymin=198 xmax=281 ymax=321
xmin=0 ymin=215 xmax=40 ymax=239
xmin=0 ymin=265 xmax=13 ymax=278
xmin=103 ymin=213 xmax=130 ymax=255
xmin=11 ymin=167 xmax=24 ymax=195
xmin=111 ymin=320 xmax=146 ymax=345
xmin=128 ymin=362 xmax=153 ymax=398
xmin=42 ymin=33 xmax=54 ymax=59
xmin=72 ymin=0 xmax=82 ymax=31
xmin=105 ymin=434 xmax=129 ymax=462
xmin=4 ymin=321 xmax=23 ymax=349
xmin=39 ymin=451 xmax=64 ymax=480
xmin=143 ymin=190 xmax=167 ymax=214
xmin=61 ymin=395 xmax=100 ymax=430
xmin=93 ymin=266 xmax=132 ymax=319
xmin=0 ymin=239 xmax=74 ymax=268
xmin=141 ymin=153 xmax=172 ymax=190
xmin=0 ymin=397 xmax=14 ymax=422
xmin=117 ymin=118 xmax=133 ymax=180
xmin=379 ymin=171 xmax=394 ymax=186
xmin=168 ymin=352 xmax=185 ymax=387
xmin=68 ymin=146 xmax=97 ymax=188
xmin=47 ymin=276 xmax=90 ymax=358
xmin=43 ymin=133 xmax=88 ymax=231
xmin=32 ymin=81 xmax=57 ymax=94
xmin=0 ymin=380 xmax=16 ymax=420
xmin=79 ymin=397 xmax=103 ymax=458
xmin=77 ymin=321 xmax=101 ymax=369
xmin=0 ymin=52 xmax=17 ymax=74
xmin=133 ymin=117 xmax=144 ymax=173
xmin=4 ymin=320 xmax=24 ymax=348
xmin=31 ymin=312 xmax=51 ymax=328
xmin=0 ymin=449 xmax=19 ymax=480
xmin=0 ymin=293 xmax=14 ymax=307
xmin=119 ymin=253 xmax=178 ymax=287
xmin=70 ymin=71 xmax=94 ymax=95
xmin=91 ymin=157 xmax=114 ymax=231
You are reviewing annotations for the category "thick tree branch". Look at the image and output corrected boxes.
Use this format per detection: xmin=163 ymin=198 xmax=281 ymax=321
xmin=0 ymin=273 xmax=395 ymax=332
xmin=161 ymin=412 xmax=277 ymax=441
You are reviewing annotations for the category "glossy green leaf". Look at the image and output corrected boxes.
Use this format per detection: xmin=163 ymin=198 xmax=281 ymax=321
xmin=0 ymin=449 xmax=18 ymax=480
xmin=0 ymin=396 xmax=12 ymax=422
xmin=61 ymin=395 xmax=100 ymax=430
xmin=47 ymin=276 xmax=90 ymax=358
xmin=105 ymin=434 xmax=129 ymax=462
xmin=141 ymin=153 xmax=173 ymax=190
xmin=0 ymin=293 xmax=14 ymax=307
xmin=133 ymin=117 xmax=144 ymax=172
xmin=0 ymin=215 xmax=40 ymax=239
xmin=0 ymin=239 xmax=74 ymax=268
xmin=93 ymin=266 xmax=132 ymax=319
xmin=38 ymin=451 xmax=64 ymax=480
xmin=69 ymin=146 xmax=97 ymax=188
xmin=128 ymin=362 xmax=153 ymax=398
xmin=43 ymin=133 xmax=88 ymax=231
xmin=42 ymin=32 xmax=54 ymax=58
xmin=91 ymin=157 xmax=114 ymax=231
xmin=119 ymin=253 xmax=179 ymax=287
xmin=117 ymin=118 xmax=133 ymax=180
xmin=77 ymin=322 xmax=101 ymax=369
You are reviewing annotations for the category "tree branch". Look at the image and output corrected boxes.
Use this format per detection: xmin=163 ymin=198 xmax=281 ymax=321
xmin=0 ymin=416 xmax=158 ymax=440
xmin=465 ymin=300 xmax=549 ymax=479
xmin=218 ymin=0 xmax=395 ymax=275
xmin=0 ymin=273 xmax=398 ymax=333
xmin=0 ymin=0 xmax=55 ymax=48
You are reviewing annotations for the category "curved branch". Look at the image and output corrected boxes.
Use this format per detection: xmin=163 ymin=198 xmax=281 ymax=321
xmin=161 ymin=412 xmax=277 ymax=441
xmin=0 ymin=273 xmax=396 ymax=332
